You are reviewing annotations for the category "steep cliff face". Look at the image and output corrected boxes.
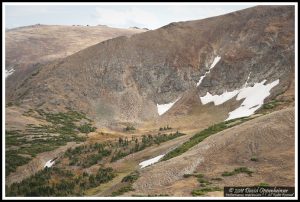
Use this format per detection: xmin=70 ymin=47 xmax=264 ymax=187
xmin=8 ymin=6 xmax=295 ymax=124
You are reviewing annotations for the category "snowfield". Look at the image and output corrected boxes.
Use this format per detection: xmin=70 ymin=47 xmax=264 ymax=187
xmin=44 ymin=159 xmax=55 ymax=168
xmin=5 ymin=68 xmax=15 ymax=78
xmin=139 ymin=154 xmax=165 ymax=168
xmin=200 ymin=79 xmax=280 ymax=121
xmin=157 ymin=97 xmax=181 ymax=116
xmin=200 ymin=90 xmax=239 ymax=105
xmin=197 ymin=56 xmax=221 ymax=86
xmin=226 ymin=79 xmax=280 ymax=120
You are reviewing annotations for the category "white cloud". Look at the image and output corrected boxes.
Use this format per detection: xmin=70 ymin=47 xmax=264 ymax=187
xmin=165 ymin=5 xmax=248 ymax=22
xmin=94 ymin=7 xmax=160 ymax=29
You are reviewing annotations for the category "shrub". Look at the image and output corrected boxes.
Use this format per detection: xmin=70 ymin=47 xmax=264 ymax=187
xmin=257 ymin=182 xmax=270 ymax=187
xmin=234 ymin=167 xmax=253 ymax=176
xmin=111 ymin=186 xmax=134 ymax=196
xmin=5 ymin=152 xmax=31 ymax=176
xmin=198 ymin=178 xmax=210 ymax=184
xmin=124 ymin=126 xmax=136 ymax=131
xmin=221 ymin=171 xmax=234 ymax=177
xmin=183 ymin=174 xmax=193 ymax=178
xmin=250 ymin=157 xmax=258 ymax=161
xmin=211 ymin=178 xmax=223 ymax=181
xmin=192 ymin=187 xmax=222 ymax=196
xmin=159 ymin=125 xmax=172 ymax=131
xmin=78 ymin=124 xmax=96 ymax=134
xmin=31 ymin=69 xmax=40 ymax=77
xmin=94 ymin=167 xmax=116 ymax=184
xmin=122 ymin=171 xmax=139 ymax=183
xmin=6 ymin=102 xmax=13 ymax=107
xmin=195 ymin=173 xmax=204 ymax=178
xmin=222 ymin=167 xmax=253 ymax=177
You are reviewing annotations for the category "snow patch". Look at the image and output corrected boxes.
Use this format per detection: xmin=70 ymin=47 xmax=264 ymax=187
xmin=200 ymin=90 xmax=239 ymax=105
xmin=226 ymin=79 xmax=279 ymax=120
xmin=199 ymin=79 xmax=280 ymax=121
xmin=210 ymin=56 xmax=222 ymax=69
xmin=197 ymin=56 xmax=221 ymax=86
xmin=139 ymin=154 xmax=165 ymax=168
xmin=196 ymin=74 xmax=206 ymax=87
xmin=5 ymin=69 xmax=15 ymax=78
xmin=44 ymin=159 xmax=55 ymax=168
xmin=157 ymin=97 xmax=181 ymax=116
xmin=244 ymin=72 xmax=251 ymax=87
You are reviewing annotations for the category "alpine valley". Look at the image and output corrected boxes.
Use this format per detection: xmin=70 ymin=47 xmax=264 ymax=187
xmin=5 ymin=5 xmax=295 ymax=197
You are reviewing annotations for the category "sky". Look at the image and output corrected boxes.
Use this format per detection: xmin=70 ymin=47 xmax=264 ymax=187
xmin=4 ymin=3 xmax=256 ymax=30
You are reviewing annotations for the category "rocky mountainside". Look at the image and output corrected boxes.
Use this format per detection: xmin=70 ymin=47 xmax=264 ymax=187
xmin=7 ymin=6 xmax=295 ymax=126
xmin=5 ymin=24 xmax=145 ymax=101
xmin=4 ymin=5 xmax=295 ymax=197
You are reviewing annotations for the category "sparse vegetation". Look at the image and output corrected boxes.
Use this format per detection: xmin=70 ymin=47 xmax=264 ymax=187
xmin=183 ymin=174 xmax=193 ymax=178
xmin=257 ymin=99 xmax=292 ymax=114
xmin=31 ymin=68 xmax=40 ymax=77
xmin=111 ymin=132 xmax=185 ymax=162
xmin=211 ymin=177 xmax=223 ymax=181
xmin=111 ymin=171 xmax=140 ymax=196
xmin=124 ymin=125 xmax=136 ymax=132
xmin=183 ymin=173 xmax=204 ymax=178
xmin=162 ymin=117 xmax=253 ymax=161
xmin=61 ymin=131 xmax=185 ymax=169
xmin=189 ymin=173 xmax=222 ymax=196
xmin=261 ymin=100 xmax=280 ymax=110
xmin=6 ymin=167 xmax=116 ymax=196
xmin=111 ymin=186 xmax=134 ymax=196
xmin=195 ymin=173 xmax=204 ymax=178
xmin=221 ymin=167 xmax=253 ymax=177
xmin=147 ymin=194 xmax=170 ymax=197
xmin=192 ymin=187 xmax=222 ymax=196
xmin=195 ymin=173 xmax=212 ymax=187
xmin=77 ymin=123 xmax=96 ymax=134
xmin=121 ymin=171 xmax=140 ymax=183
xmin=184 ymin=172 xmax=231 ymax=196
xmin=131 ymin=193 xmax=170 ymax=197
xmin=5 ymin=152 xmax=31 ymax=176
xmin=250 ymin=157 xmax=258 ymax=162
xmin=6 ymin=102 xmax=13 ymax=107
xmin=257 ymin=182 xmax=270 ymax=187
xmin=64 ymin=142 xmax=111 ymax=167
xmin=159 ymin=125 xmax=172 ymax=131
xmin=198 ymin=178 xmax=211 ymax=185
xmin=5 ymin=109 xmax=95 ymax=176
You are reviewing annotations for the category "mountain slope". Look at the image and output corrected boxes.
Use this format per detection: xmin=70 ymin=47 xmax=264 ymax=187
xmin=5 ymin=24 xmax=145 ymax=70
xmin=7 ymin=6 xmax=295 ymax=125
xmin=5 ymin=25 xmax=145 ymax=103
xmin=131 ymin=107 xmax=295 ymax=196
xmin=4 ymin=5 xmax=296 ymax=197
